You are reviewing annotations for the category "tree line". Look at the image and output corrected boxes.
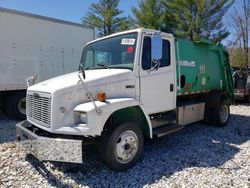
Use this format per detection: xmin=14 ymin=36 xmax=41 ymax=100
xmin=82 ymin=0 xmax=249 ymax=67
xmin=227 ymin=0 xmax=249 ymax=67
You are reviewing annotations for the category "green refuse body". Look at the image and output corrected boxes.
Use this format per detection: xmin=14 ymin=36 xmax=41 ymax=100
xmin=175 ymin=39 xmax=234 ymax=100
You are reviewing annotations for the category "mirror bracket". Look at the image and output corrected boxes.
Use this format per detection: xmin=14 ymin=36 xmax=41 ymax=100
xmin=147 ymin=59 xmax=160 ymax=73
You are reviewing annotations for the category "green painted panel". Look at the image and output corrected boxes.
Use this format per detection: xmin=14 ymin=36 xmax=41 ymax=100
xmin=175 ymin=39 xmax=233 ymax=98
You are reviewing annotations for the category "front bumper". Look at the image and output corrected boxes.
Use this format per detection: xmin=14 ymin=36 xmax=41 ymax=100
xmin=16 ymin=121 xmax=83 ymax=163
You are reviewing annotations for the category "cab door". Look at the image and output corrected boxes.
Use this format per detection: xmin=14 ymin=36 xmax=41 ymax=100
xmin=139 ymin=35 xmax=176 ymax=114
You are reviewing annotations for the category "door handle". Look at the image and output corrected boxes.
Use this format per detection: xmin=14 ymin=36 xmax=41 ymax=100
xmin=170 ymin=84 xmax=174 ymax=92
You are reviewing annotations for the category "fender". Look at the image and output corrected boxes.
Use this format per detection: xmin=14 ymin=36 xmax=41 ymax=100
xmin=74 ymin=98 xmax=153 ymax=138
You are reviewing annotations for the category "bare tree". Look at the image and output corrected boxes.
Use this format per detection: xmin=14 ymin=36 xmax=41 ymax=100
xmin=228 ymin=0 xmax=250 ymax=67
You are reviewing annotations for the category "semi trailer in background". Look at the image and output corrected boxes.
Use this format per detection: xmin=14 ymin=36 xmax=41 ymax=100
xmin=0 ymin=7 xmax=95 ymax=119
xmin=16 ymin=28 xmax=234 ymax=171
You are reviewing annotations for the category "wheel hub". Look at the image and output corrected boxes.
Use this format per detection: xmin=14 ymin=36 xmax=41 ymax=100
xmin=115 ymin=131 xmax=139 ymax=164
xmin=220 ymin=104 xmax=229 ymax=123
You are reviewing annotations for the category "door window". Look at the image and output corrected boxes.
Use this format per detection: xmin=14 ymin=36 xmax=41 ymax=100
xmin=142 ymin=36 xmax=171 ymax=70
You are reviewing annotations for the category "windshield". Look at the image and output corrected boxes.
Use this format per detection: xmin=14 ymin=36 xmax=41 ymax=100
xmin=80 ymin=32 xmax=138 ymax=70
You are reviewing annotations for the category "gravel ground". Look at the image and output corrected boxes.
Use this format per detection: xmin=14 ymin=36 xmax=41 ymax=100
xmin=0 ymin=104 xmax=249 ymax=188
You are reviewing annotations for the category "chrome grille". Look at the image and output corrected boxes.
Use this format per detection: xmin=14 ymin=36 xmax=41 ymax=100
xmin=27 ymin=93 xmax=51 ymax=128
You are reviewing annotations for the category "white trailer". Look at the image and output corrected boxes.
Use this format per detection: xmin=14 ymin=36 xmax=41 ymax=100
xmin=0 ymin=7 xmax=95 ymax=119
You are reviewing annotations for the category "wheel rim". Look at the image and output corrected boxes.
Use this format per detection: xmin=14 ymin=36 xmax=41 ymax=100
xmin=18 ymin=97 xmax=26 ymax=115
xmin=115 ymin=130 xmax=139 ymax=164
xmin=220 ymin=104 xmax=229 ymax=123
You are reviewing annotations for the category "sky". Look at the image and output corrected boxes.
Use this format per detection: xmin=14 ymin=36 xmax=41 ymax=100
xmin=0 ymin=0 xmax=247 ymax=47
xmin=0 ymin=0 xmax=138 ymax=23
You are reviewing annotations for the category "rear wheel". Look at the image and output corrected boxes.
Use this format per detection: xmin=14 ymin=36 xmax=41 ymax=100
xmin=0 ymin=94 xmax=6 ymax=113
xmin=99 ymin=122 xmax=144 ymax=171
xmin=212 ymin=100 xmax=230 ymax=127
xmin=5 ymin=91 xmax=26 ymax=120
xmin=203 ymin=107 xmax=212 ymax=124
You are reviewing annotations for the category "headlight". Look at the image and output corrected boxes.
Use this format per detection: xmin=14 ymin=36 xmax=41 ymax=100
xmin=80 ymin=113 xmax=87 ymax=123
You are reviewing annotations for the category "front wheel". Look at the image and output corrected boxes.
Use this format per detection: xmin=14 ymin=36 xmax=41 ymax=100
xmin=212 ymin=100 xmax=230 ymax=127
xmin=99 ymin=122 xmax=144 ymax=171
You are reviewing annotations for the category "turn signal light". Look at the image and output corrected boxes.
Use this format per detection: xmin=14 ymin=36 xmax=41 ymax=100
xmin=97 ymin=92 xmax=106 ymax=102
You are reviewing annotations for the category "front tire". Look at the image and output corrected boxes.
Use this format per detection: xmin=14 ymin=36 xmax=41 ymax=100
xmin=99 ymin=122 xmax=144 ymax=171
xmin=212 ymin=100 xmax=230 ymax=127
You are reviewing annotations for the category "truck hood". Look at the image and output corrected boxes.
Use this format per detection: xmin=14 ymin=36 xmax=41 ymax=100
xmin=28 ymin=69 xmax=134 ymax=93
xmin=27 ymin=68 xmax=136 ymax=134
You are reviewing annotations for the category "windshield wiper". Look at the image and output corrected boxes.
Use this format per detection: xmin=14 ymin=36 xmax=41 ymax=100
xmin=97 ymin=64 xmax=110 ymax=69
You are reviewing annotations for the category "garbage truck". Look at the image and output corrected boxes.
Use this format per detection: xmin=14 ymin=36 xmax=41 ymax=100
xmin=16 ymin=28 xmax=234 ymax=171
xmin=0 ymin=7 xmax=95 ymax=119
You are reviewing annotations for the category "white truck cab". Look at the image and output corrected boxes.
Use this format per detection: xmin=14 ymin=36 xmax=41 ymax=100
xmin=16 ymin=28 xmax=232 ymax=171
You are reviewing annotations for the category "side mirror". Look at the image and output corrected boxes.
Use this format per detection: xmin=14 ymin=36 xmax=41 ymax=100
xmin=151 ymin=35 xmax=162 ymax=62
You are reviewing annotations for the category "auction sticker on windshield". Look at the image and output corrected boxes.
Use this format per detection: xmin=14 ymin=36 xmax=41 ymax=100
xmin=121 ymin=38 xmax=135 ymax=45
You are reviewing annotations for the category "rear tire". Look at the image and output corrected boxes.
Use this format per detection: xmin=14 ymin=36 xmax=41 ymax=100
xmin=5 ymin=91 xmax=26 ymax=120
xmin=203 ymin=107 xmax=212 ymax=124
xmin=98 ymin=122 xmax=144 ymax=171
xmin=0 ymin=94 xmax=6 ymax=113
xmin=212 ymin=100 xmax=230 ymax=127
